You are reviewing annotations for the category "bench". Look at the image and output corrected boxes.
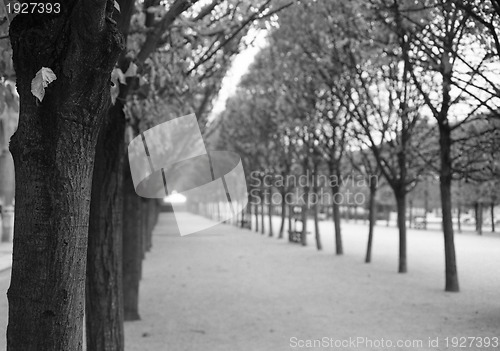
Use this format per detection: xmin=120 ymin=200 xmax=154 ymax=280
xmin=240 ymin=219 xmax=251 ymax=229
xmin=414 ymin=216 xmax=427 ymax=229
xmin=288 ymin=230 xmax=302 ymax=243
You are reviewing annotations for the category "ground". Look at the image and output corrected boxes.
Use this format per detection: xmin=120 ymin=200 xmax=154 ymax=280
xmin=0 ymin=211 xmax=498 ymax=350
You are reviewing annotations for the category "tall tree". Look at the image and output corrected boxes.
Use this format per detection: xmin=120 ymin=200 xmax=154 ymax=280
xmin=7 ymin=2 xmax=123 ymax=350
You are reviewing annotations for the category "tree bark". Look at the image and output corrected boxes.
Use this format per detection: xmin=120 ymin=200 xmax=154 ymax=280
xmin=313 ymin=198 xmax=321 ymax=250
xmin=438 ymin=122 xmax=459 ymax=292
xmin=7 ymin=10 xmax=122 ymax=351
xmin=268 ymin=187 xmax=274 ymax=237
xmin=457 ymin=204 xmax=462 ymax=233
xmin=395 ymin=190 xmax=407 ymax=273
xmin=86 ymin=104 xmax=125 ymax=351
xmin=278 ymin=187 xmax=286 ymax=239
xmin=491 ymin=202 xmax=495 ymax=233
xmin=313 ymin=163 xmax=321 ymax=250
xmin=122 ymin=161 xmax=143 ymax=321
xmin=254 ymin=202 xmax=259 ymax=233
xmin=331 ymin=183 xmax=343 ymax=255
xmin=365 ymin=182 xmax=377 ymax=263
xmin=301 ymin=186 xmax=309 ymax=246
xmin=476 ymin=202 xmax=483 ymax=235
xmin=260 ymin=191 xmax=265 ymax=235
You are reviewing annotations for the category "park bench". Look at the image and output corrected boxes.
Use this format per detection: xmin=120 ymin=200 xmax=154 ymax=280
xmin=414 ymin=216 xmax=427 ymax=229
xmin=240 ymin=219 xmax=251 ymax=229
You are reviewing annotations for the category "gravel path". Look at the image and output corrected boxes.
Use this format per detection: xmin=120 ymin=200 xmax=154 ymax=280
xmin=123 ymin=212 xmax=500 ymax=351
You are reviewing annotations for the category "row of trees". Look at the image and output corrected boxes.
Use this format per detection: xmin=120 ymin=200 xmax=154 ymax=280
xmin=1 ymin=0 xmax=292 ymax=350
xmin=215 ymin=0 xmax=500 ymax=293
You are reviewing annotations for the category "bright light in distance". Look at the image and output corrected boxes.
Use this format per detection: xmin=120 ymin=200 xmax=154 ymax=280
xmin=163 ymin=191 xmax=187 ymax=204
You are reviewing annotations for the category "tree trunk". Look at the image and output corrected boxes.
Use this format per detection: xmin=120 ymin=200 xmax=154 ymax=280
xmin=301 ymin=186 xmax=309 ymax=246
xmin=474 ymin=202 xmax=480 ymax=233
xmin=86 ymin=104 xmax=125 ymax=351
xmin=260 ymin=192 xmax=265 ymax=235
xmin=278 ymin=188 xmax=286 ymax=239
xmin=395 ymin=190 xmax=407 ymax=273
xmin=457 ymin=203 xmax=462 ymax=233
xmin=438 ymin=122 xmax=459 ymax=292
xmin=246 ymin=194 xmax=252 ymax=230
xmin=477 ymin=203 xmax=483 ymax=235
xmin=7 ymin=12 xmax=122 ymax=351
xmin=313 ymin=164 xmax=321 ymax=250
xmin=424 ymin=180 xmax=429 ymax=230
xmin=254 ymin=202 xmax=259 ymax=233
xmin=288 ymin=204 xmax=293 ymax=242
xmin=331 ymin=183 xmax=343 ymax=255
xmin=268 ymin=187 xmax=274 ymax=237
xmin=491 ymin=202 xmax=495 ymax=233
xmin=122 ymin=161 xmax=143 ymax=321
xmin=314 ymin=198 xmax=321 ymax=250
xmin=365 ymin=182 xmax=377 ymax=263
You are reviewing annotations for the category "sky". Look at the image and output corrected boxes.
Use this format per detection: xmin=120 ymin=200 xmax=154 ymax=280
xmin=207 ymin=29 xmax=268 ymax=122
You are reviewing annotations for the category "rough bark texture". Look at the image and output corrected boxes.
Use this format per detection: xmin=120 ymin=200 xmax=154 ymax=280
xmin=7 ymin=8 xmax=122 ymax=351
xmin=85 ymin=104 xmax=126 ymax=351
xmin=365 ymin=182 xmax=377 ymax=263
xmin=122 ymin=160 xmax=143 ymax=321
xmin=438 ymin=121 xmax=459 ymax=292
xmin=85 ymin=1 xmax=134 ymax=347
xmin=395 ymin=191 xmax=407 ymax=273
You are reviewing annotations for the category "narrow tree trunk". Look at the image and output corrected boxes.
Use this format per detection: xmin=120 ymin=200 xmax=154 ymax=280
xmin=7 ymin=13 xmax=122 ymax=351
xmin=86 ymin=104 xmax=125 ymax=351
xmin=457 ymin=203 xmax=462 ymax=233
xmin=122 ymin=161 xmax=143 ymax=321
xmin=254 ymin=202 xmax=259 ymax=233
xmin=331 ymin=183 xmax=343 ymax=255
xmin=260 ymin=193 xmax=265 ymax=235
xmin=301 ymin=186 xmax=309 ymax=246
xmin=438 ymin=122 xmax=459 ymax=292
xmin=278 ymin=188 xmax=286 ymax=239
xmin=477 ymin=203 xmax=483 ymax=235
xmin=395 ymin=190 xmax=407 ymax=273
xmin=268 ymin=187 xmax=274 ymax=237
xmin=313 ymin=163 xmax=321 ymax=250
xmin=474 ymin=202 xmax=480 ymax=233
xmin=365 ymin=182 xmax=377 ymax=263
xmin=246 ymin=194 xmax=252 ymax=230
xmin=491 ymin=202 xmax=495 ymax=233
xmin=314 ymin=199 xmax=321 ymax=250
xmin=288 ymin=203 xmax=293 ymax=242
xmin=424 ymin=181 xmax=429 ymax=230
